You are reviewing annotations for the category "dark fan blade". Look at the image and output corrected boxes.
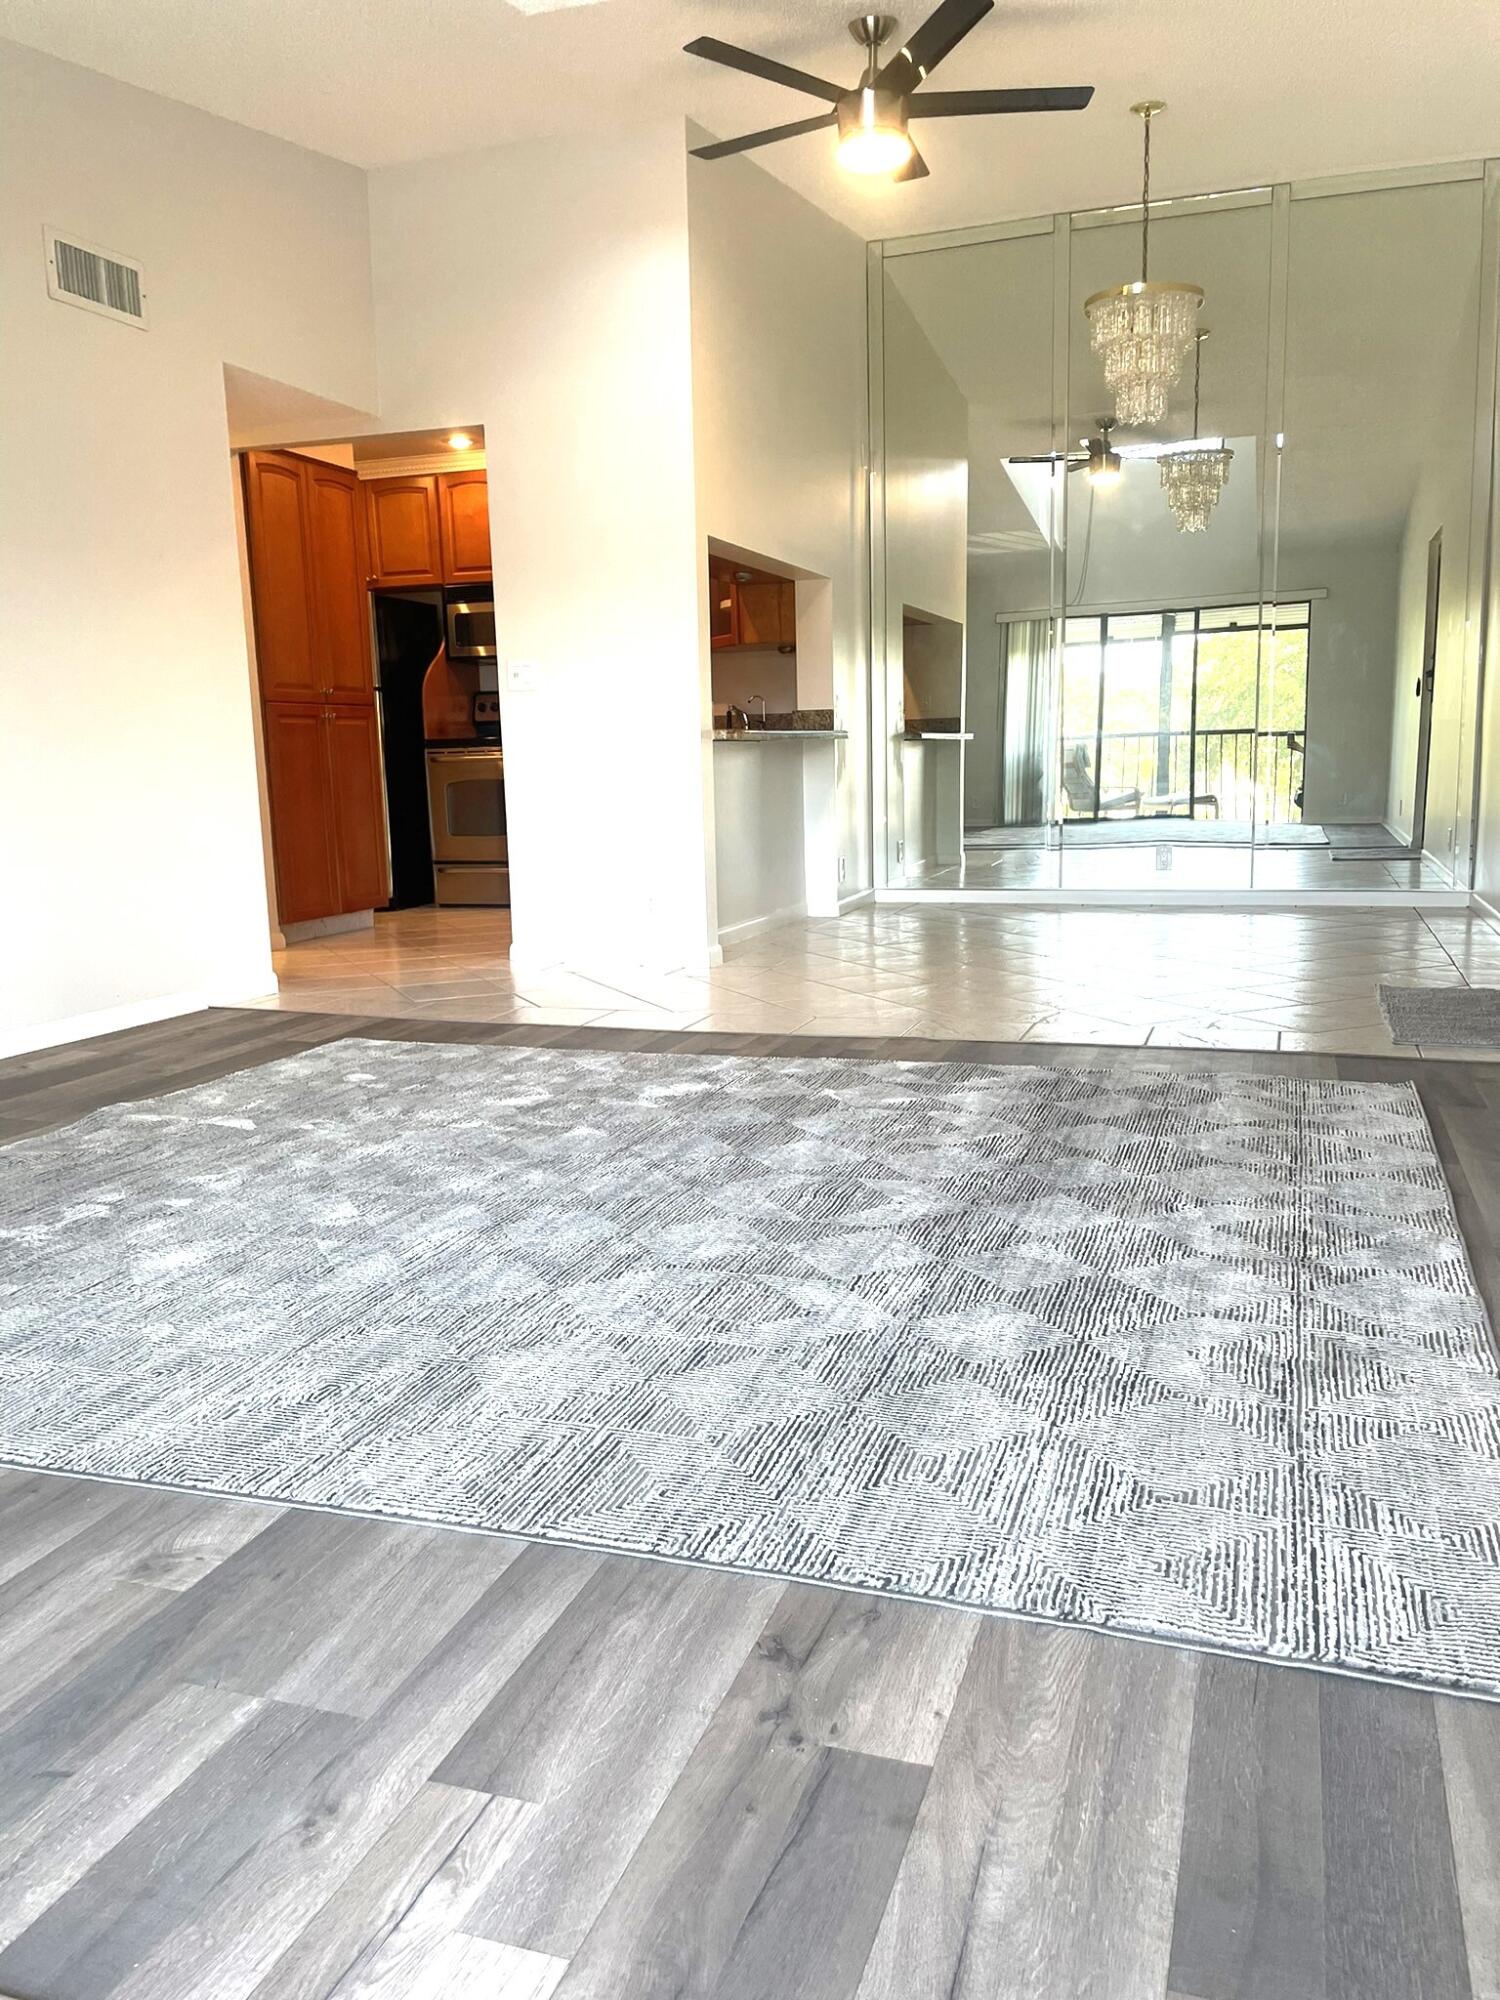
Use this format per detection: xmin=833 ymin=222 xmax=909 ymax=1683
xmin=690 ymin=112 xmax=839 ymax=160
xmin=877 ymin=0 xmax=994 ymax=92
xmin=1008 ymin=452 xmax=1082 ymax=465
xmin=910 ymin=85 xmax=1095 ymax=116
xmin=894 ymin=142 xmax=930 ymax=182
xmin=683 ymin=36 xmax=845 ymax=104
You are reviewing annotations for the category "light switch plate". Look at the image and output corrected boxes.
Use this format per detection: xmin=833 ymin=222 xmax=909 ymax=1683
xmin=505 ymin=660 xmax=541 ymax=692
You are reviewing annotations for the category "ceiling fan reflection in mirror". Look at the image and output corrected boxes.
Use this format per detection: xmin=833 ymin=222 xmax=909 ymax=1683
xmin=1008 ymin=420 xmax=1125 ymax=490
xmin=1007 ymin=414 xmax=1233 ymax=493
xmin=685 ymin=0 xmax=1094 ymax=182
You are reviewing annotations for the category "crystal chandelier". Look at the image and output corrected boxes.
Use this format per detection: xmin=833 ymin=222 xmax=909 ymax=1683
xmin=1159 ymin=329 xmax=1233 ymax=532
xmin=1084 ymin=102 xmax=1203 ymax=426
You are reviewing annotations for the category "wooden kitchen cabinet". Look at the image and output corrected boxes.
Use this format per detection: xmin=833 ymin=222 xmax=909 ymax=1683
xmin=710 ymin=570 xmax=737 ymax=649
xmin=325 ymin=704 xmax=387 ymax=911
xmin=735 ymin=580 xmax=795 ymax=648
xmin=305 ymin=462 xmax=374 ymax=702
xmin=707 ymin=558 xmax=797 ymax=651
xmin=261 ymin=702 xmax=340 ymax=924
xmin=365 ymin=475 xmax=442 ymax=587
xmin=244 ymin=451 xmax=374 ymax=702
xmin=243 ymin=452 xmax=319 ymax=701
xmin=243 ymin=449 xmax=386 ymax=925
xmin=261 ymin=701 xmax=388 ymax=924
xmin=437 ymin=470 xmax=492 ymax=583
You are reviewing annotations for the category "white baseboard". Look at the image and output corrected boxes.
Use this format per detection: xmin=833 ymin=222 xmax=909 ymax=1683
xmin=281 ymin=910 xmax=373 ymax=944
xmin=1 ymin=959 xmax=278 ymax=1061
xmin=1 ymin=990 xmax=210 ymax=1061
xmin=716 ymin=901 xmax=808 ymax=947
xmin=1469 ymin=890 xmax=1500 ymax=931
xmin=874 ymin=887 xmax=1472 ymax=912
xmin=837 ymin=889 xmax=874 ymax=914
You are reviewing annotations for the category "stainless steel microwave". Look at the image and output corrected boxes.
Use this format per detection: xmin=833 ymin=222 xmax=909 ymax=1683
xmin=445 ymin=593 xmax=496 ymax=662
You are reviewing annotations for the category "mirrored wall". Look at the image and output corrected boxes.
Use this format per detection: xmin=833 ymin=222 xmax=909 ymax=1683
xmin=871 ymin=160 xmax=1497 ymax=896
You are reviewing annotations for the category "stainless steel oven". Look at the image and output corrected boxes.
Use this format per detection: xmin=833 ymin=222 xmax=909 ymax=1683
xmin=425 ymin=746 xmax=508 ymax=905
xmin=445 ymin=592 xmax=496 ymax=662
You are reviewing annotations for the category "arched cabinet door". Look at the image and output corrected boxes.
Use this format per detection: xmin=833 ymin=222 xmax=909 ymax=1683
xmin=243 ymin=451 xmax=319 ymax=703
xmin=438 ymin=470 xmax=492 ymax=584
xmin=365 ymin=476 xmax=442 ymax=587
xmin=305 ymin=463 xmax=374 ymax=703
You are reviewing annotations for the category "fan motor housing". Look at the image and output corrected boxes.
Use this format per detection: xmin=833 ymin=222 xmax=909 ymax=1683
xmin=837 ymin=85 xmax=909 ymax=141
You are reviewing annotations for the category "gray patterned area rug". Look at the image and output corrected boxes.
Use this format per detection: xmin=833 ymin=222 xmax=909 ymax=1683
xmin=4 ymin=1040 xmax=1500 ymax=1696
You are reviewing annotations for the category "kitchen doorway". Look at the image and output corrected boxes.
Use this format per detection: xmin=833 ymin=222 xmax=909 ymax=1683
xmin=227 ymin=395 xmax=503 ymax=959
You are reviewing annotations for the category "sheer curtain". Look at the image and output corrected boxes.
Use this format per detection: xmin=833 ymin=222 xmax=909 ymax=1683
xmin=1000 ymin=617 xmax=1055 ymax=826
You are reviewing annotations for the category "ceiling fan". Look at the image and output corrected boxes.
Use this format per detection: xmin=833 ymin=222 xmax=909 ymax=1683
xmin=685 ymin=0 xmax=1094 ymax=182
xmin=1009 ymin=421 xmax=1125 ymax=490
xmin=1008 ymin=414 xmax=1233 ymax=490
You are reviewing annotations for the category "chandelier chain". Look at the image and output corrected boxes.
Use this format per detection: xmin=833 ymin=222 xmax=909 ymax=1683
xmin=1141 ymin=113 xmax=1151 ymax=282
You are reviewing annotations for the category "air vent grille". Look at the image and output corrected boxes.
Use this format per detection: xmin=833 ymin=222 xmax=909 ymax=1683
xmin=45 ymin=229 xmax=147 ymax=328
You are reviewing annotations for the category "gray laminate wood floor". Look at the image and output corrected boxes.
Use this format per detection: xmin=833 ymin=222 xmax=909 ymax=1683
xmin=3 ymin=1006 xmax=1500 ymax=2000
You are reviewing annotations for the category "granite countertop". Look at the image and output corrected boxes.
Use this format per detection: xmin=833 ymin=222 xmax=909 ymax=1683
xmin=713 ymin=728 xmax=848 ymax=741
xmin=902 ymin=717 xmax=966 ymax=739
xmin=713 ymin=707 xmax=845 ymax=742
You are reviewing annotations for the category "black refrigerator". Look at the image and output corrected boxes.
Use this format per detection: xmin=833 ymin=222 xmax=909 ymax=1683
xmin=372 ymin=591 xmax=443 ymax=908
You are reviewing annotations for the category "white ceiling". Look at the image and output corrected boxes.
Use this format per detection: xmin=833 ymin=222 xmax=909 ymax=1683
xmin=0 ymin=0 xmax=1495 ymax=237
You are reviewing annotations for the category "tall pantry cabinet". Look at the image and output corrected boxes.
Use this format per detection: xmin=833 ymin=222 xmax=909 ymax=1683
xmin=242 ymin=450 xmax=387 ymax=925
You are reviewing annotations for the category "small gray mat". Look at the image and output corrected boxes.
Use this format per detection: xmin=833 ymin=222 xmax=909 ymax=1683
xmin=1379 ymin=985 xmax=1500 ymax=1049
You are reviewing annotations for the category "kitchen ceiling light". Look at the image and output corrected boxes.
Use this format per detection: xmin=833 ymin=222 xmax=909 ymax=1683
xmin=446 ymin=432 xmax=473 ymax=450
xmin=1084 ymin=103 xmax=1203 ymax=427
xmin=1159 ymin=329 xmax=1233 ymax=532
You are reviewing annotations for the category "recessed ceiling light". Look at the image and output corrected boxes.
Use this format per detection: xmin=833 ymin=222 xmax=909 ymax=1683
xmin=446 ymin=432 xmax=473 ymax=450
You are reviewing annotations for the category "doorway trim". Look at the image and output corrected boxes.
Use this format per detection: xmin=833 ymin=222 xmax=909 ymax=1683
xmin=1410 ymin=529 xmax=1444 ymax=855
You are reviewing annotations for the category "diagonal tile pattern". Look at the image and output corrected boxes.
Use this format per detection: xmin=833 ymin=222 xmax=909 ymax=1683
xmin=246 ymin=905 xmax=1500 ymax=1058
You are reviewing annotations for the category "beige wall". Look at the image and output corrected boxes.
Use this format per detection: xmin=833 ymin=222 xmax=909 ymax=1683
xmin=686 ymin=139 xmax=870 ymax=934
xmin=0 ymin=41 xmax=376 ymax=1054
xmin=370 ymin=124 xmax=714 ymax=974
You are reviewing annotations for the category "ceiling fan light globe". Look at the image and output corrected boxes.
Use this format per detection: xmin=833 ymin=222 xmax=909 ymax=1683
xmin=1085 ymin=451 xmax=1123 ymax=491
xmin=837 ymin=126 xmax=915 ymax=172
xmin=836 ymin=86 xmax=913 ymax=174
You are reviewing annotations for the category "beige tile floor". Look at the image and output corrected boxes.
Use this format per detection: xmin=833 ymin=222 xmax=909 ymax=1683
xmin=243 ymin=903 xmax=1500 ymax=1057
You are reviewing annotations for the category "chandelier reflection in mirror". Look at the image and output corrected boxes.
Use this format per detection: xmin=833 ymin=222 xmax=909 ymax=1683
xmin=1084 ymin=102 xmax=1203 ymax=426
xmin=1160 ymin=329 xmax=1234 ymax=532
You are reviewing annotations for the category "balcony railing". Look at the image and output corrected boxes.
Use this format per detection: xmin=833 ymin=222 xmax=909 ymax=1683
xmin=1061 ymin=727 xmax=1304 ymax=824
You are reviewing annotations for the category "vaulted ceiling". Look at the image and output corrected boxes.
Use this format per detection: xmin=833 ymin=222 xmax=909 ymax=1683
xmin=0 ymin=0 xmax=1495 ymax=237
